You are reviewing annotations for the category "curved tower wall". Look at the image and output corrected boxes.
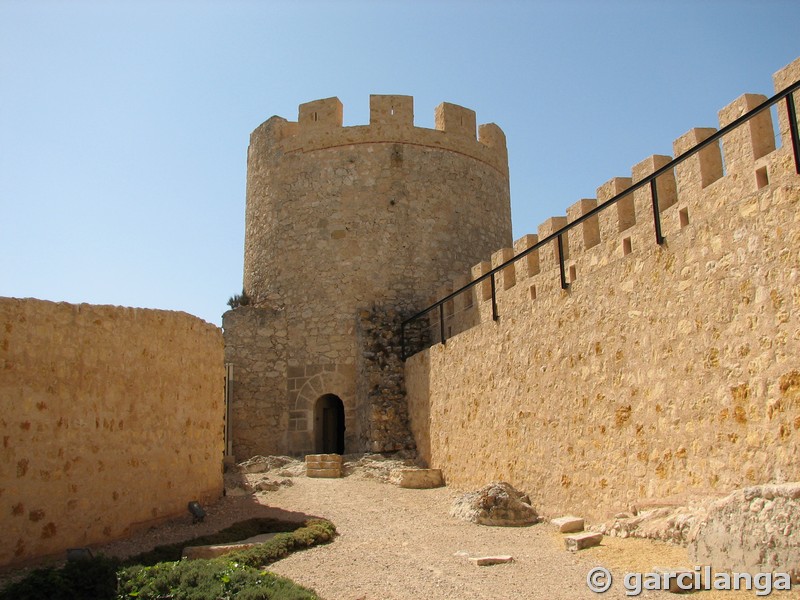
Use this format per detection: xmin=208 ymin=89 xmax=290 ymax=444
xmin=227 ymin=95 xmax=511 ymax=457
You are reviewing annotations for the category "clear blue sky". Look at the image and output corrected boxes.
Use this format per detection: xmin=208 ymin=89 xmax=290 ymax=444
xmin=1 ymin=0 xmax=798 ymax=326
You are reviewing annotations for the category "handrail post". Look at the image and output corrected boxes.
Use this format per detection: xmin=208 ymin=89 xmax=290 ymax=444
xmin=557 ymin=234 xmax=568 ymax=290
xmin=490 ymin=273 xmax=499 ymax=321
xmin=439 ymin=303 xmax=446 ymax=345
xmin=650 ymin=179 xmax=664 ymax=245
xmin=787 ymin=93 xmax=800 ymax=175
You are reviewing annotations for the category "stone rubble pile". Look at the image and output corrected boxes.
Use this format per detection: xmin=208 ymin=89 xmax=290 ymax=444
xmin=450 ymin=482 xmax=538 ymax=526
xmin=598 ymin=504 xmax=703 ymax=546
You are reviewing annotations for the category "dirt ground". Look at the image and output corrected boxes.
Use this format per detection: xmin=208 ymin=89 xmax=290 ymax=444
xmin=4 ymin=457 xmax=794 ymax=599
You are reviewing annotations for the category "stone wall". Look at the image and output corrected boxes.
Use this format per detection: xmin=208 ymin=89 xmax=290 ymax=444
xmin=222 ymin=307 xmax=289 ymax=458
xmin=0 ymin=298 xmax=224 ymax=567
xmin=406 ymin=58 xmax=800 ymax=522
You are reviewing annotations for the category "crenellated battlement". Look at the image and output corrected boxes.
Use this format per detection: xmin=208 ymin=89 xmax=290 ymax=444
xmin=416 ymin=56 xmax=800 ymax=349
xmin=249 ymin=95 xmax=509 ymax=175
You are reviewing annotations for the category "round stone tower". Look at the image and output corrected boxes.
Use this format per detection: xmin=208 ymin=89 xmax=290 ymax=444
xmin=224 ymin=95 xmax=511 ymax=458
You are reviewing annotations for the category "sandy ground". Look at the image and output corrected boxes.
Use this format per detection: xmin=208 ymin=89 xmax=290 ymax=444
xmin=261 ymin=476 xmax=794 ymax=600
xmin=3 ymin=459 xmax=794 ymax=599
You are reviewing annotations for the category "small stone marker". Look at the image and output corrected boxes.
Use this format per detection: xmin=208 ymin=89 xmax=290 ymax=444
xmin=396 ymin=468 xmax=444 ymax=489
xmin=551 ymin=516 xmax=584 ymax=533
xmin=305 ymin=454 xmax=342 ymax=478
xmin=469 ymin=555 xmax=514 ymax=566
xmin=564 ymin=531 xmax=603 ymax=552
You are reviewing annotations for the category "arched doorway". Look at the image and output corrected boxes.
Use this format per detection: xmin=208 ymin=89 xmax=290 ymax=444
xmin=314 ymin=394 xmax=345 ymax=454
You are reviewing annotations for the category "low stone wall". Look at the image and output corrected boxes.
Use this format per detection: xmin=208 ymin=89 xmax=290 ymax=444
xmin=0 ymin=298 xmax=224 ymax=567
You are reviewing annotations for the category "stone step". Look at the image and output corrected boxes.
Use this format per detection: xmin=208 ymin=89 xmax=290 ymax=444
xmin=564 ymin=531 xmax=603 ymax=552
xmin=305 ymin=453 xmax=342 ymax=463
xmin=306 ymin=468 xmax=342 ymax=478
xmin=305 ymin=461 xmax=341 ymax=471
xmin=469 ymin=555 xmax=513 ymax=566
xmin=551 ymin=516 xmax=585 ymax=533
xmin=396 ymin=468 xmax=444 ymax=489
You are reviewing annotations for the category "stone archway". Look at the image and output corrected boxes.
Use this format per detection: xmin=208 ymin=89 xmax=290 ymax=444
xmin=289 ymin=366 xmax=356 ymax=455
xmin=314 ymin=393 xmax=345 ymax=454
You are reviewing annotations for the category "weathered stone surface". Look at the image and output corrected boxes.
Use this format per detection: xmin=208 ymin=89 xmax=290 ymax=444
xmin=551 ymin=516 xmax=584 ymax=533
xmin=599 ymin=504 xmax=703 ymax=545
xmin=240 ymin=455 xmax=297 ymax=474
xmin=254 ymin=478 xmax=293 ymax=492
xmin=469 ymin=555 xmax=513 ymax=566
xmin=564 ymin=532 xmax=603 ymax=552
xmin=689 ymin=482 xmax=800 ymax=575
xmin=0 ymin=298 xmax=224 ymax=568
xmin=306 ymin=454 xmax=343 ymax=463
xmin=450 ymin=482 xmax=537 ymax=526
xmin=183 ymin=533 xmax=279 ymax=560
xmin=395 ymin=468 xmax=444 ymax=489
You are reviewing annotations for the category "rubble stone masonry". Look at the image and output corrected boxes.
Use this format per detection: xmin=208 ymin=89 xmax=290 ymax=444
xmin=0 ymin=299 xmax=224 ymax=567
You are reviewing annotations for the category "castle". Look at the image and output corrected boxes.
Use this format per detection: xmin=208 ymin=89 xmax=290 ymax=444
xmin=1 ymin=56 xmax=799 ymax=567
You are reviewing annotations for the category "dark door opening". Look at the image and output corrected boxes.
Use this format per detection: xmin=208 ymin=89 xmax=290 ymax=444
xmin=315 ymin=394 xmax=345 ymax=454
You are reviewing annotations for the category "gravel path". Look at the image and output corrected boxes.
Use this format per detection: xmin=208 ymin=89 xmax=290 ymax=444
xmin=264 ymin=476 xmax=672 ymax=600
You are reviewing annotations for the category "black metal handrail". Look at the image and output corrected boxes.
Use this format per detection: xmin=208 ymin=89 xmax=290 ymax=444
xmin=401 ymin=78 xmax=800 ymax=360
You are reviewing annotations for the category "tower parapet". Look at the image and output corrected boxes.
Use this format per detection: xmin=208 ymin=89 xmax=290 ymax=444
xmin=250 ymin=95 xmax=508 ymax=176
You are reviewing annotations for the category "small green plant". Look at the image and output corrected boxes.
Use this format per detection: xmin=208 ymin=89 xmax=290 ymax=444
xmin=227 ymin=288 xmax=251 ymax=309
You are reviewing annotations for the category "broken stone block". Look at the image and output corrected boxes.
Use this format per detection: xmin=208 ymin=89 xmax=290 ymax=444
xmin=551 ymin=516 xmax=584 ymax=533
xmin=396 ymin=468 xmax=444 ymax=489
xmin=564 ymin=531 xmax=603 ymax=551
xmin=469 ymin=555 xmax=513 ymax=566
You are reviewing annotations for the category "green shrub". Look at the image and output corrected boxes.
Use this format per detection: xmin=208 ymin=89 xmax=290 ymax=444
xmin=117 ymin=559 xmax=318 ymax=600
xmin=0 ymin=519 xmax=336 ymax=600
xmin=129 ymin=518 xmax=303 ymax=566
xmin=0 ymin=555 xmax=120 ymax=600
xmin=226 ymin=520 xmax=336 ymax=569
